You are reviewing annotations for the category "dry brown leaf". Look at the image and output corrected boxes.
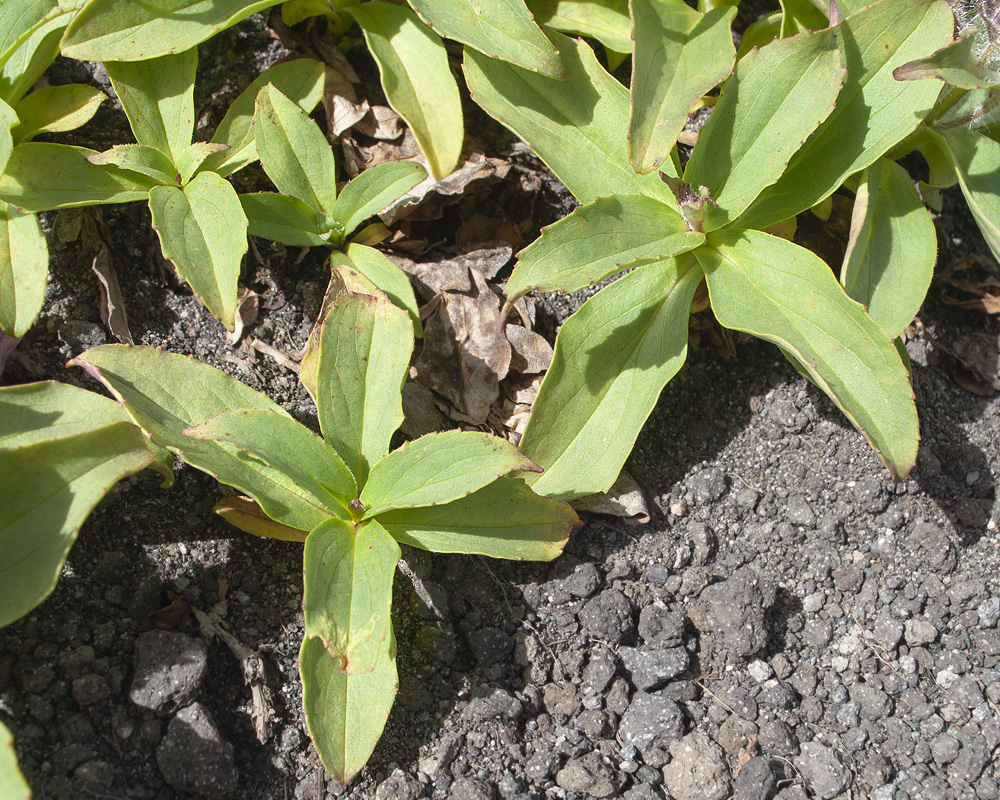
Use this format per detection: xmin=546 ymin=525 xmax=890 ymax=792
xmin=457 ymin=214 xmax=523 ymax=250
xmin=325 ymin=94 xmax=369 ymax=138
xmin=506 ymin=324 xmax=553 ymax=375
xmin=147 ymin=591 xmax=189 ymax=629
xmin=354 ymin=105 xmax=405 ymax=140
xmin=392 ymin=244 xmax=512 ymax=301
xmin=0 ymin=331 xmax=20 ymax=379
xmin=939 ymin=255 xmax=1000 ymax=314
xmin=938 ymin=332 xmax=1000 ymax=395
xmin=400 ymin=379 xmax=442 ymax=438
xmin=414 ymin=269 xmax=512 ymax=424
xmin=570 ymin=470 xmax=651 ymax=525
xmin=491 ymin=373 xmax=544 ymax=443
xmin=90 ymin=244 xmax=133 ymax=344
xmin=228 ymin=287 xmax=260 ymax=345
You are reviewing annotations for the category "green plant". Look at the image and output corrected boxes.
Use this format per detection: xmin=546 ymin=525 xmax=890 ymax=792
xmin=0 ymin=52 xmax=325 ymax=332
xmin=241 ymin=82 xmax=426 ymax=328
xmin=0 ymin=719 xmax=29 ymax=800
xmin=0 ymin=0 xmax=109 ymax=338
xmin=465 ymin=0 xmax=952 ymax=500
xmin=69 ymin=267 xmax=578 ymax=782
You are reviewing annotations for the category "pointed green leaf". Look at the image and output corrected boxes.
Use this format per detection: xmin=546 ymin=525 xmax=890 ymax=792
xmin=213 ymin=496 xmax=309 ymax=542
xmin=695 ymin=229 xmax=918 ymax=478
xmin=525 ymin=0 xmax=632 ymax=55
xmin=349 ymin=2 xmax=462 ymax=180
xmin=629 ymin=0 xmax=736 ymax=175
xmin=737 ymin=0 xmax=953 ymax=230
xmin=11 ymin=83 xmax=106 ymax=143
xmin=685 ymin=27 xmax=844 ymax=230
xmin=942 ymin=127 xmax=1000 ymax=265
xmin=0 ymin=380 xmax=132 ymax=447
xmin=149 ymin=171 xmax=248 ymax=331
xmin=360 ymin=430 xmax=539 ymax=516
xmin=409 ymin=0 xmax=564 ymax=77
xmin=894 ymin=29 xmax=998 ymax=90
xmin=520 ymin=257 xmax=702 ymax=500
xmin=105 ymin=50 xmax=196 ymax=163
xmin=185 ymin=409 xmax=357 ymax=518
xmin=0 ymin=5 xmax=64 ymax=107
xmin=70 ymin=344 xmax=335 ymax=531
xmin=304 ymin=517 xmax=399 ymax=675
xmin=378 ymin=476 xmax=576 ymax=561
xmin=465 ymin=31 xmax=677 ymax=205
xmin=342 ymin=245 xmax=421 ymax=333
xmin=0 ymin=97 xmax=14 ymax=174
xmin=201 ymin=58 xmax=326 ymax=177
xmin=300 ymin=626 xmax=397 ymax=785
xmin=0 ymin=719 xmax=30 ymax=800
xmin=0 ymin=202 xmax=46 ymax=337
xmin=0 ymin=420 xmax=153 ymax=627
xmin=87 ymin=144 xmax=178 ymax=185
xmin=303 ymin=275 xmax=412 ymax=484
xmin=506 ymin=194 xmax=704 ymax=303
xmin=61 ymin=0 xmax=284 ymax=62
xmin=332 ymin=161 xmax=427 ymax=240
xmin=841 ymin=158 xmax=936 ymax=338
xmin=255 ymin=83 xmax=337 ymax=213
xmin=176 ymin=142 xmax=230 ymax=185
xmin=0 ymin=143 xmax=158 ymax=211
xmin=241 ymin=192 xmax=327 ymax=246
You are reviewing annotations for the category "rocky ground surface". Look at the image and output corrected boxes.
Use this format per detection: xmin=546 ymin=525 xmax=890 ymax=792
xmin=3 ymin=8 xmax=1000 ymax=800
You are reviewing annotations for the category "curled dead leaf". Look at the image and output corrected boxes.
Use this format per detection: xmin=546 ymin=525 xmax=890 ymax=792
xmin=571 ymin=470 xmax=651 ymax=525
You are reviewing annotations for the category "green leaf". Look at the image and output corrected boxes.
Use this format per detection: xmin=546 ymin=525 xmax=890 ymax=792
xmin=737 ymin=0 xmax=953 ymax=230
xmin=87 ymin=144 xmax=178 ymax=185
xmin=304 ymin=517 xmax=399 ymax=674
xmin=466 ymin=31 xmax=677 ymax=205
xmin=841 ymin=158 xmax=936 ymax=339
xmin=185 ymin=409 xmax=357 ymax=518
xmin=685 ymin=28 xmax=844 ymax=230
xmin=361 ymin=430 xmax=539 ymax=516
xmin=942 ymin=127 xmax=1000 ymax=265
xmin=201 ymin=58 xmax=326 ymax=177
xmin=0 ymin=97 xmax=14 ymax=175
xmin=104 ymin=50 xmax=197 ymax=164
xmin=300 ymin=627 xmax=397 ymax=785
xmin=0 ymin=143 xmax=158 ymax=212
xmin=378 ymin=476 xmax=576 ymax=561
xmin=506 ymin=194 xmax=704 ymax=304
xmin=342 ymin=245 xmax=421 ymax=334
xmin=331 ymin=161 xmax=427 ymax=241
xmin=148 ymin=171 xmax=248 ymax=331
xmin=520 ymin=257 xmax=702 ymax=500
xmin=629 ymin=0 xmax=736 ymax=175
xmin=0 ymin=201 xmax=47 ymax=337
xmin=408 ymin=0 xmax=564 ymax=78
xmin=695 ymin=229 xmax=918 ymax=479
xmin=525 ymin=0 xmax=632 ymax=55
xmin=255 ymin=83 xmax=337 ymax=213
xmin=894 ymin=29 xmax=998 ymax=90
xmin=71 ymin=344 xmax=335 ymax=531
xmin=735 ymin=12 xmax=781 ymax=59
xmin=0 ymin=417 xmax=153 ymax=627
xmin=241 ymin=192 xmax=327 ymax=246
xmin=0 ymin=719 xmax=30 ymax=800
xmin=213 ymin=496 xmax=309 ymax=542
xmin=175 ymin=142 xmax=230 ymax=185
xmin=779 ymin=0 xmax=828 ymax=36
xmin=11 ymin=84 xmax=106 ymax=143
xmin=0 ymin=5 xmax=64 ymax=107
xmin=301 ymin=275 xmax=412 ymax=485
xmin=61 ymin=0 xmax=284 ymax=62
xmin=349 ymin=2 xmax=463 ymax=180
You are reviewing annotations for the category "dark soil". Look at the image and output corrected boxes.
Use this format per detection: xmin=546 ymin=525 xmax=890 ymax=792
xmin=2 ymin=9 xmax=1000 ymax=800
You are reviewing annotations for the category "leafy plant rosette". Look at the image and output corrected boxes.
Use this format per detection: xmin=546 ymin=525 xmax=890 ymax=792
xmin=0 ymin=49 xmax=326 ymax=333
xmin=69 ymin=266 xmax=579 ymax=783
xmin=0 ymin=0 xmax=111 ymax=339
xmin=465 ymin=0 xmax=955 ymax=501
xmin=241 ymin=82 xmax=427 ymax=331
